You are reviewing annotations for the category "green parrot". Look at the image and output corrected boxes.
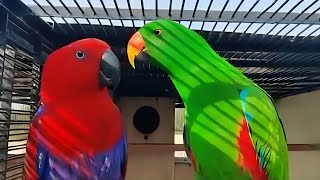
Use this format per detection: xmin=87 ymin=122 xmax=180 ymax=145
xmin=126 ymin=19 xmax=288 ymax=180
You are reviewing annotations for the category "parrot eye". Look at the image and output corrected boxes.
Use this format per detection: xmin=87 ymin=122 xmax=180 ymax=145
xmin=76 ymin=51 xmax=85 ymax=59
xmin=154 ymin=29 xmax=161 ymax=35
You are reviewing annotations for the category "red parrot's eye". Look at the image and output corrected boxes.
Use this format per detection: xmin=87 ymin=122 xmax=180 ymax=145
xmin=154 ymin=29 xmax=161 ymax=35
xmin=76 ymin=51 xmax=85 ymax=59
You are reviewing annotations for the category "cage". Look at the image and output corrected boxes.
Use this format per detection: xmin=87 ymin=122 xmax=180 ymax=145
xmin=1 ymin=0 xmax=320 ymax=179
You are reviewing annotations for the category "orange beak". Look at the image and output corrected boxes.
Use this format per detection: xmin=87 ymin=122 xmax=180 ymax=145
xmin=127 ymin=32 xmax=145 ymax=69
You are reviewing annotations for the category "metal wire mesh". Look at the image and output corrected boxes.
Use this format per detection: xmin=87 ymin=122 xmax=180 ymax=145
xmin=12 ymin=0 xmax=319 ymax=99
xmin=0 ymin=0 xmax=319 ymax=178
xmin=0 ymin=45 xmax=40 ymax=180
xmin=0 ymin=2 xmax=41 ymax=179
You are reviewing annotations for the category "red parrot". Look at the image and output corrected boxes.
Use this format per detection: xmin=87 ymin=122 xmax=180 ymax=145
xmin=24 ymin=38 xmax=127 ymax=180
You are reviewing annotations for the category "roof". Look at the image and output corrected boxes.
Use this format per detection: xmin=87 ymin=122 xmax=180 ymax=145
xmin=1 ymin=0 xmax=320 ymax=100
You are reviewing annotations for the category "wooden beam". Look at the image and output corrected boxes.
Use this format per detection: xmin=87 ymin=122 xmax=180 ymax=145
xmin=288 ymin=144 xmax=320 ymax=151
xmin=128 ymin=143 xmax=320 ymax=151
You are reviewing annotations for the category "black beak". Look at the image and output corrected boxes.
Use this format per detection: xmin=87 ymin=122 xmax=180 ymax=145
xmin=99 ymin=49 xmax=121 ymax=90
xmin=132 ymin=52 xmax=149 ymax=69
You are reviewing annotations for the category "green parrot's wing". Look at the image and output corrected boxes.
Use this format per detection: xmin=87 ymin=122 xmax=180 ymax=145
xmin=239 ymin=84 xmax=288 ymax=179
xmin=254 ymin=84 xmax=287 ymax=141
xmin=183 ymin=111 xmax=200 ymax=173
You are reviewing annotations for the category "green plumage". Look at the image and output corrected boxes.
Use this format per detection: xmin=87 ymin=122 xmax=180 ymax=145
xmin=135 ymin=19 xmax=288 ymax=180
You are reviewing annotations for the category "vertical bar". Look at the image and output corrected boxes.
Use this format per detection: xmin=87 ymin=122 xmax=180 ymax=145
xmin=44 ymin=0 xmax=61 ymax=15
xmin=87 ymin=0 xmax=97 ymax=15
xmin=227 ymin=22 xmax=241 ymax=40
xmin=305 ymin=6 xmax=320 ymax=20
xmin=281 ymin=24 xmax=299 ymax=38
xmin=62 ymin=17 xmax=77 ymax=36
xmin=257 ymin=0 xmax=278 ymax=18
xmin=215 ymin=22 xmax=229 ymax=44
xmin=109 ymin=19 xmax=118 ymax=38
xmin=243 ymin=0 xmax=259 ymax=19
xmin=74 ymin=18 xmax=87 ymax=34
xmin=169 ymin=0 xmax=173 ymax=16
xmin=132 ymin=19 xmax=137 ymax=32
xmin=207 ymin=22 xmax=217 ymax=42
xmin=87 ymin=19 xmax=98 ymax=35
xmin=294 ymin=24 xmax=312 ymax=38
xmin=192 ymin=0 xmax=200 ymax=18
xmin=58 ymin=0 xmax=72 ymax=15
xmin=304 ymin=26 xmax=320 ymax=39
xmin=119 ymin=19 xmax=124 ymax=27
xmin=188 ymin=21 xmax=192 ymax=29
xmin=269 ymin=0 xmax=289 ymax=19
xmin=155 ymin=0 xmax=158 ymax=17
xmin=205 ymin=0 xmax=214 ymax=18
xmin=231 ymin=0 xmax=245 ymax=19
xmin=294 ymin=0 xmax=319 ymax=20
xmin=237 ymin=23 xmax=253 ymax=42
xmin=73 ymin=0 xmax=85 ymax=14
xmin=263 ymin=23 xmax=279 ymax=37
xmin=97 ymin=19 xmax=109 ymax=38
xmin=0 ymin=12 xmax=8 ymax=180
xmin=140 ymin=0 xmax=145 ymax=17
xmin=281 ymin=0 xmax=304 ymax=20
xmin=180 ymin=0 xmax=186 ymax=18
xmin=32 ymin=0 xmax=48 ymax=14
xmin=218 ymin=0 xmax=229 ymax=18
xmin=113 ymin=0 xmax=122 ymax=17
xmin=199 ymin=21 xmax=205 ymax=35
xmin=0 ymin=46 xmax=15 ymax=180
xmin=100 ymin=0 xmax=109 ymax=15
xmin=247 ymin=22 xmax=266 ymax=42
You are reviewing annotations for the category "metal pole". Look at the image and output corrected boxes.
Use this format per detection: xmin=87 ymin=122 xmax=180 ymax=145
xmin=0 ymin=11 xmax=9 ymax=180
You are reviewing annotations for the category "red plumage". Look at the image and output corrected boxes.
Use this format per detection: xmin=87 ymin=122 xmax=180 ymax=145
xmin=24 ymin=39 xmax=124 ymax=179
xmin=237 ymin=118 xmax=267 ymax=180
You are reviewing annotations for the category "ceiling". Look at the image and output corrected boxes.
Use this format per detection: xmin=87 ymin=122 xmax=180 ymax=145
xmin=1 ymin=0 xmax=320 ymax=100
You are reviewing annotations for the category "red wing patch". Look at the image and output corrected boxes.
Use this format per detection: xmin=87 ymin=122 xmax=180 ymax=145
xmin=237 ymin=118 xmax=267 ymax=180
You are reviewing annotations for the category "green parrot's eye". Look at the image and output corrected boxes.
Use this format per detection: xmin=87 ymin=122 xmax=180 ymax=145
xmin=154 ymin=29 xmax=162 ymax=35
xmin=76 ymin=51 xmax=85 ymax=59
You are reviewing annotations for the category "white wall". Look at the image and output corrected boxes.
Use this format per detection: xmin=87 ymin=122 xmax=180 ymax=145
xmin=117 ymin=97 xmax=176 ymax=180
xmin=277 ymin=90 xmax=320 ymax=180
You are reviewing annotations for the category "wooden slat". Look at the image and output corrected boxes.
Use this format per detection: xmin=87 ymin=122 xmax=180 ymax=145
xmin=288 ymin=144 xmax=320 ymax=151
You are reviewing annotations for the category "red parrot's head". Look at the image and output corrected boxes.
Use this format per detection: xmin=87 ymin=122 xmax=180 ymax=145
xmin=40 ymin=38 xmax=120 ymax=102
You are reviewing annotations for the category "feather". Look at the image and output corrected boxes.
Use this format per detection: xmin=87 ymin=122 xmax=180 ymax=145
xmin=183 ymin=124 xmax=200 ymax=172
xmin=237 ymin=118 xmax=268 ymax=180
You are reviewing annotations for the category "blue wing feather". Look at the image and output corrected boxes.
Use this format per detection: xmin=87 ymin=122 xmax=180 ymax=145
xmin=36 ymin=132 xmax=127 ymax=180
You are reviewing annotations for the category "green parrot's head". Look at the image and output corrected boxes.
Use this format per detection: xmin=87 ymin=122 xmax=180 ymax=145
xmin=127 ymin=19 xmax=210 ymax=75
